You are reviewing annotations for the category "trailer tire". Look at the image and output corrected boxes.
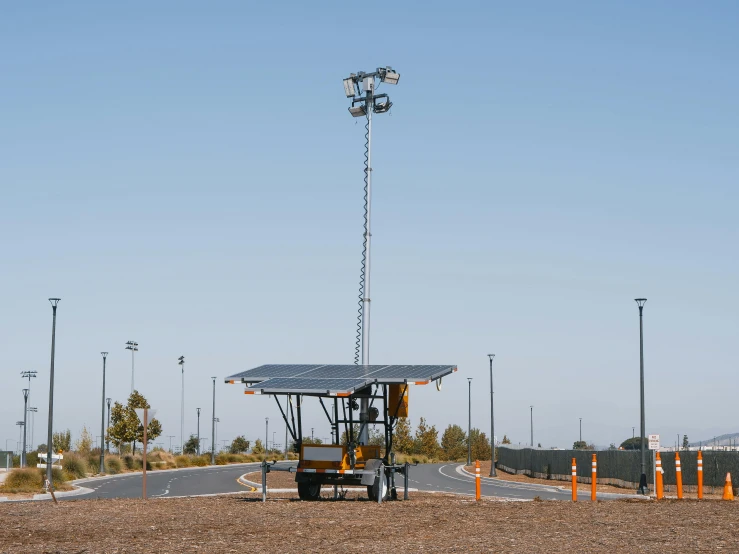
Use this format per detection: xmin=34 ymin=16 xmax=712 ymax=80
xmin=367 ymin=465 xmax=389 ymax=501
xmin=297 ymin=481 xmax=321 ymax=501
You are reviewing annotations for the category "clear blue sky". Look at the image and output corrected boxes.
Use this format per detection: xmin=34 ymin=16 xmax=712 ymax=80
xmin=2 ymin=1 xmax=737 ymax=453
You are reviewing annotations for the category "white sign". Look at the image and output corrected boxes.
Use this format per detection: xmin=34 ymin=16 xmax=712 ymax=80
xmin=648 ymin=434 xmax=660 ymax=450
xmin=134 ymin=408 xmax=157 ymax=424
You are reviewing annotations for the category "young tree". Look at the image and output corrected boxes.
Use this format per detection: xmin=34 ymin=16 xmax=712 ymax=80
xmin=183 ymin=435 xmax=199 ymax=455
xmin=501 ymin=435 xmax=511 ymax=445
xmin=230 ymin=436 xmax=250 ymax=454
xmin=619 ymin=437 xmax=642 ymax=450
xmin=440 ymin=424 xmax=467 ymax=461
xmin=469 ymin=428 xmax=491 ymax=461
xmin=52 ymin=430 xmax=72 ymax=452
xmin=572 ymin=440 xmax=588 ymax=450
xmin=302 ymin=437 xmax=323 ymax=445
xmin=393 ymin=418 xmax=414 ymax=454
xmin=252 ymin=438 xmax=265 ymax=455
xmin=108 ymin=390 xmax=163 ymax=454
xmin=75 ymin=426 xmax=93 ymax=453
xmin=682 ymin=435 xmax=689 ymax=449
xmin=414 ymin=417 xmax=439 ymax=458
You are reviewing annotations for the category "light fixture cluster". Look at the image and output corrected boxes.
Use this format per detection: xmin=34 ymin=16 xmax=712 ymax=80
xmin=343 ymin=66 xmax=400 ymax=117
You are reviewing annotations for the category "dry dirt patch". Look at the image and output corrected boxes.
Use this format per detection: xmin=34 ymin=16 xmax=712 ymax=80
xmin=1 ymin=494 xmax=738 ymax=553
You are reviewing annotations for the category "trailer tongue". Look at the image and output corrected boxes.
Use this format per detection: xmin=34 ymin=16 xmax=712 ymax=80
xmin=226 ymin=363 xmax=456 ymax=501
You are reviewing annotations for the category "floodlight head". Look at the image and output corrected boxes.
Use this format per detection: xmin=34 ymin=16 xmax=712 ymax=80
xmin=373 ymin=99 xmax=392 ymax=114
xmin=49 ymin=298 xmax=60 ymax=307
xmin=380 ymin=67 xmax=400 ymax=85
xmin=101 ymin=352 xmax=108 ymax=358
xmin=635 ymin=298 xmax=647 ymax=308
xmin=348 ymin=105 xmax=367 ymax=118
xmin=488 ymin=354 xmax=495 ymax=361
xmin=178 ymin=355 xmax=185 ymax=365
xmin=343 ymin=76 xmax=356 ymax=97
xmin=23 ymin=388 xmax=29 ymax=400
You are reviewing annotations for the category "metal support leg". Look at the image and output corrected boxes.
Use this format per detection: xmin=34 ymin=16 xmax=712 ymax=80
xmin=404 ymin=462 xmax=409 ymax=500
xmin=377 ymin=467 xmax=382 ymax=505
xmin=261 ymin=461 xmax=267 ymax=503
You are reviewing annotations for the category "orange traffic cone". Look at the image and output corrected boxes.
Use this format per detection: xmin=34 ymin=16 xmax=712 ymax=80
xmin=723 ymin=473 xmax=734 ymax=501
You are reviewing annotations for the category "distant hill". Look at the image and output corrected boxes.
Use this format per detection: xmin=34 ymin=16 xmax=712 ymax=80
xmin=690 ymin=432 xmax=739 ymax=448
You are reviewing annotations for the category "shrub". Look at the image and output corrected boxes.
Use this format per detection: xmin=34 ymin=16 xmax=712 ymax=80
xmin=191 ymin=455 xmax=209 ymax=467
xmin=4 ymin=468 xmax=42 ymax=491
xmin=62 ymin=453 xmax=87 ymax=480
xmin=174 ymin=455 xmax=191 ymax=468
xmin=105 ymin=456 xmax=122 ymax=474
xmin=122 ymin=454 xmax=137 ymax=470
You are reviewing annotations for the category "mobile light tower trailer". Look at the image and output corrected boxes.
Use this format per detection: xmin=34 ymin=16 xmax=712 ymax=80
xmin=226 ymin=364 xmax=456 ymax=500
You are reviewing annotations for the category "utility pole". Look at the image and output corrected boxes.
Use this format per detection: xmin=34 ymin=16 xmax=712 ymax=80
xmin=21 ymin=389 xmax=29 ymax=467
xmin=635 ymin=298 xmax=648 ymax=494
xmin=20 ymin=371 xmax=36 ymax=456
xmin=467 ymin=378 xmax=473 ymax=465
xmin=178 ymin=356 xmax=185 ymax=455
xmin=580 ymin=418 xmax=582 ymax=444
xmin=99 ymin=352 xmax=108 ymax=474
xmin=46 ymin=298 xmax=60 ymax=485
xmin=530 ymin=406 xmax=534 ymax=447
xmin=211 ymin=377 xmax=216 ymax=465
xmin=265 ymin=417 xmax=269 ymax=453
xmin=343 ymin=66 xmax=400 ymax=445
xmin=106 ymin=398 xmax=111 ymax=453
xmin=488 ymin=354 xmax=496 ymax=477
xmin=196 ymin=408 xmax=201 ymax=455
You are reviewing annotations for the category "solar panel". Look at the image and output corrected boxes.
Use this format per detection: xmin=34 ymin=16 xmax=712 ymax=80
xmin=227 ymin=364 xmax=457 ymax=392
xmin=246 ymin=377 xmax=368 ymax=395
xmin=226 ymin=364 xmax=325 ymax=383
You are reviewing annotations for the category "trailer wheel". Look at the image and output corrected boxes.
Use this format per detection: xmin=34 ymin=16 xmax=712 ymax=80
xmin=367 ymin=465 xmax=389 ymax=501
xmin=297 ymin=481 xmax=321 ymax=501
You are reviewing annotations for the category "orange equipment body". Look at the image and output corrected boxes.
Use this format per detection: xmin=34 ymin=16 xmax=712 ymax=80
xmin=300 ymin=444 xmax=381 ymax=471
xmin=388 ymin=384 xmax=409 ymax=418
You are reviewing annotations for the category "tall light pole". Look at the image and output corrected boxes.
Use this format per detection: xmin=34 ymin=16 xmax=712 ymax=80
xmin=20 ymin=371 xmax=36 ymax=455
xmin=467 ymin=378 xmax=473 ymax=465
xmin=28 ymin=407 xmax=38 ymax=451
xmin=106 ymin=398 xmax=111 ymax=453
xmin=99 ymin=352 xmax=108 ymax=474
xmin=16 ymin=421 xmax=25 ymax=457
xmin=265 ymin=417 xmax=269 ymax=453
xmin=530 ymin=406 xmax=534 ymax=447
xmin=196 ymin=408 xmax=201 ymax=455
xmin=21 ymin=389 xmax=29 ymax=467
xmin=344 ymin=66 xmax=400 ymax=446
xmin=635 ymin=298 xmax=648 ymax=494
xmin=211 ymin=377 xmax=216 ymax=465
xmin=178 ymin=356 xmax=185 ymax=454
xmin=632 ymin=426 xmax=635 ymax=439
xmin=168 ymin=435 xmax=176 ymax=453
xmin=125 ymin=341 xmax=138 ymax=395
xmin=579 ymin=418 xmax=582 ymax=444
xmin=46 ymin=298 xmax=60 ymax=485
xmin=488 ymin=354 xmax=496 ymax=477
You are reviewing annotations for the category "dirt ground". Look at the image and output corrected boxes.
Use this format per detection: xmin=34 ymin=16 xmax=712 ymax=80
xmin=2 ymin=493 xmax=739 ymax=553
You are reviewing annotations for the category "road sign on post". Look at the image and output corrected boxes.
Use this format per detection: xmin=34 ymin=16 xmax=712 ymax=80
xmin=648 ymin=434 xmax=660 ymax=450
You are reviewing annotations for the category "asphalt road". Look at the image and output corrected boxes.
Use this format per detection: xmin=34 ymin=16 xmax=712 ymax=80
xmin=67 ymin=462 xmax=637 ymax=501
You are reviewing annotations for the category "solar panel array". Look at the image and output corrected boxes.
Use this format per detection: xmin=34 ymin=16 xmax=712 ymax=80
xmin=226 ymin=364 xmax=457 ymax=395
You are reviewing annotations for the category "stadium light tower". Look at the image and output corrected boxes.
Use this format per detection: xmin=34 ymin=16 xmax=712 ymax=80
xmin=125 ymin=341 xmax=138 ymax=394
xmin=178 ymin=356 xmax=185 ymax=455
xmin=344 ymin=66 xmax=400 ymax=446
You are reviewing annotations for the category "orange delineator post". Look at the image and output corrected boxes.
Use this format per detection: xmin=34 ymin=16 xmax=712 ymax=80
xmin=591 ymin=453 xmax=597 ymax=502
xmin=571 ymin=457 xmax=577 ymax=502
xmin=655 ymin=452 xmax=664 ymax=499
xmin=675 ymin=451 xmax=683 ymax=499
xmin=475 ymin=460 xmax=481 ymax=501
xmin=697 ymin=451 xmax=703 ymax=500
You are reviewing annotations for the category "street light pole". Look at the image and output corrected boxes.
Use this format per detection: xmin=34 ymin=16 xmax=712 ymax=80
xmin=467 ymin=378 xmax=473 ymax=466
xmin=99 ymin=352 xmax=108 ymax=474
xmin=46 ymin=298 xmax=60 ymax=485
xmin=343 ymin=66 xmax=400 ymax=446
xmin=196 ymin=408 xmax=201 ymax=455
xmin=635 ymin=298 xmax=648 ymax=494
xmin=106 ymin=398 xmax=111 ymax=453
xmin=579 ymin=418 xmax=582 ymax=444
xmin=488 ymin=354 xmax=496 ymax=476
xmin=21 ymin=389 xmax=29 ymax=467
xmin=530 ymin=406 xmax=534 ymax=447
xmin=211 ymin=377 xmax=216 ymax=465
xmin=178 ymin=356 xmax=185 ymax=455
xmin=20 ymin=371 xmax=36 ymax=456
xmin=265 ymin=417 xmax=269 ymax=454
xmin=28 ymin=407 xmax=38 ymax=452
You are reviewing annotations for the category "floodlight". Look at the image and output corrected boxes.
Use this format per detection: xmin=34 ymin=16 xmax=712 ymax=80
xmin=381 ymin=67 xmax=400 ymax=85
xmin=343 ymin=77 xmax=356 ymax=98
xmin=348 ymin=105 xmax=367 ymax=118
xmin=373 ymin=100 xmax=392 ymax=114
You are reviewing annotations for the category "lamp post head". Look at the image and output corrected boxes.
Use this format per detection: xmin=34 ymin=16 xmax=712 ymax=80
xmin=48 ymin=298 xmax=61 ymax=308
xmin=197 ymin=408 xmax=201 ymax=416
xmin=101 ymin=352 xmax=108 ymax=359
xmin=487 ymin=354 xmax=495 ymax=360
xmin=635 ymin=298 xmax=647 ymax=309
xmin=22 ymin=388 xmax=29 ymax=400
xmin=16 ymin=421 xmax=24 ymax=426
xmin=125 ymin=341 xmax=138 ymax=351
xmin=106 ymin=397 xmax=111 ymax=408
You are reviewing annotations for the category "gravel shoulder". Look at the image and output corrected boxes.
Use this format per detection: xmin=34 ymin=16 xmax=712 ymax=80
xmin=2 ymin=493 xmax=738 ymax=553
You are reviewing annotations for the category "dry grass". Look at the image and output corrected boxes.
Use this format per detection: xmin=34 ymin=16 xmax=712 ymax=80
xmin=2 ymin=494 xmax=739 ymax=552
